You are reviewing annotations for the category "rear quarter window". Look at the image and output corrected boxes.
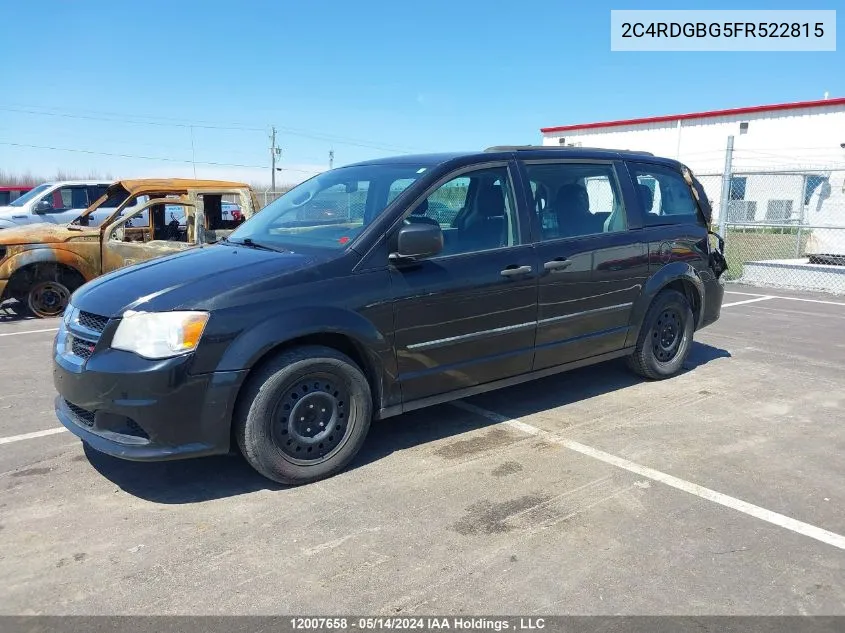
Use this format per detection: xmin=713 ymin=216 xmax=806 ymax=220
xmin=628 ymin=162 xmax=705 ymax=227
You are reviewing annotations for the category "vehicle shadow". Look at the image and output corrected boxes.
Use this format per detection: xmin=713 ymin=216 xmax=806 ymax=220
xmin=0 ymin=300 xmax=35 ymax=323
xmin=82 ymin=444 xmax=284 ymax=502
xmin=353 ymin=341 xmax=732 ymax=469
xmin=82 ymin=341 xmax=730 ymax=504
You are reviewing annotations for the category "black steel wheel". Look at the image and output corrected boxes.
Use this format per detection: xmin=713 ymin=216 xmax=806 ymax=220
xmin=271 ymin=374 xmax=352 ymax=465
xmin=27 ymin=280 xmax=72 ymax=318
xmin=235 ymin=345 xmax=372 ymax=485
xmin=652 ymin=306 xmax=683 ymax=363
xmin=628 ymin=289 xmax=694 ymax=380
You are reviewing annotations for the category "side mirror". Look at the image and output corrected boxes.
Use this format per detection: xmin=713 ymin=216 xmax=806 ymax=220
xmin=33 ymin=200 xmax=52 ymax=213
xmin=389 ymin=223 xmax=443 ymax=263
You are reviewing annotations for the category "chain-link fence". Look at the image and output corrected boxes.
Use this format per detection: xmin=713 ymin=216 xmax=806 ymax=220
xmin=257 ymin=190 xmax=286 ymax=209
xmin=723 ymin=224 xmax=845 ymax=293
xmin=695 ymin=168 xmax=845 ymax=293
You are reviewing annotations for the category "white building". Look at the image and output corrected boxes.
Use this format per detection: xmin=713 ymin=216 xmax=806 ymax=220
xmin=540 ymin=97 xmax=845 ymax=231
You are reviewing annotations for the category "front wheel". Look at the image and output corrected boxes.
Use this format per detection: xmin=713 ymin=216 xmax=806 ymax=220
xmin=627 ymin=289 xmax=694 ymax=380
xmin=27 ymin=279 xmax=74 ymax=318
xmin=235 ymin=345 xmax=372 ymax=485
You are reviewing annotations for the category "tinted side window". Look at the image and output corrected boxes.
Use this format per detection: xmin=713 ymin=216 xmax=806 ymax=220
xmin=412 ymin=166 xmax=518 ymax=257
xmin=523 ymin=162 xmax=627 ymax=240
xmin=387 ymin=178 xmax=417 ymax=205
xmin=629 ymin=163 xmax=703 ymax=227
xmin=88 ymin=185 xmax=111 ymax=206
xmin=48 ymin=186 xmax=89 ymax=211
xmin=0 ymin=192 xmax=9 ymax=205
xmin=40 ymin=188 xmax=64 ymax=212
xmin=100 ymin=189 xmax=130 ymax=209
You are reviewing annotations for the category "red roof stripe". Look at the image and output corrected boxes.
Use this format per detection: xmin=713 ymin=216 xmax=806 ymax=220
xmin=540 ymin=97 xmax=845 ymax=134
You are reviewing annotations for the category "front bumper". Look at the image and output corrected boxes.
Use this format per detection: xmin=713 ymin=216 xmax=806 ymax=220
xmin=54 ymin=347 xmax=247 ymax=461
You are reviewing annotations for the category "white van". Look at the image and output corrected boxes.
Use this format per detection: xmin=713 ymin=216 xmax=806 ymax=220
xmin=0 ymin=181 xmax=115 ymax=229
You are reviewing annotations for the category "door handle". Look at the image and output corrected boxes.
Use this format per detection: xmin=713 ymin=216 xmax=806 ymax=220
xmin=544 ymin=258 xmax=572 ymax=272
xmin=500 ymin=265 xmax=532 ymax=277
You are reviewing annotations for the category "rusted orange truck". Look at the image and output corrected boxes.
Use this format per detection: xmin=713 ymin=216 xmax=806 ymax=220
xmin=0 ymin=179 xmax=259 ymax=317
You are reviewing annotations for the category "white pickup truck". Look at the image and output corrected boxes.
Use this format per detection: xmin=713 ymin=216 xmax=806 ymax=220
xmin=0 ymin=181 xmax=116 ymax=229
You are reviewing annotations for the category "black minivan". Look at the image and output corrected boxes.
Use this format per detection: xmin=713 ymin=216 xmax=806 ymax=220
xmin=53 ymin=146 xmax=727 ymax=484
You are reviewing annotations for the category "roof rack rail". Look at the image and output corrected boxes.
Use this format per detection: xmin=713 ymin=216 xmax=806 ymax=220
xmin=484 ymin=145 xmax=543 ymax=151
xmin=484 ymin=145 xmax=654 ymax=156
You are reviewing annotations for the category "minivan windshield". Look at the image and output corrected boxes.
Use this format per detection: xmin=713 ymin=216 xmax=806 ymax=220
xmin=228 ymin=163 xmax=430 ymax=251
xmin=9 ymin=183 xmax=51 ymax=207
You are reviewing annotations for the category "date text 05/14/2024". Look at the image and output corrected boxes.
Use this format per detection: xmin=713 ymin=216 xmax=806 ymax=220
xmin=289 ymin=618 xmax=547 ymax=631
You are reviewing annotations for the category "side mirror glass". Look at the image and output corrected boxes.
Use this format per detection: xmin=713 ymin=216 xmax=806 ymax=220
xmin=389 ymin=223 xmax=443 ymax=263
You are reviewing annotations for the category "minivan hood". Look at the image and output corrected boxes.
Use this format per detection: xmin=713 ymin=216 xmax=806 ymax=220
xmin=73 ymin=244 xmax=325 ymax=317
xmin=0 ymin=223 xmax=95 ymax=245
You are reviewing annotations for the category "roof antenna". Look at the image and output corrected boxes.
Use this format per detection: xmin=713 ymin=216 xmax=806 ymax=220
xmin=824 ymin=91 xmax=829 ymax=100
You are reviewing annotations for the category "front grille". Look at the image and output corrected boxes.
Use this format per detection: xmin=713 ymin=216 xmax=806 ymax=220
xmin=77 ymin=311 xmax=109 ymax=334
xmin=61 ymin=306 xmax=107 ymax=363
xmin=124 ymin=420 xmax=150 ymax=440
xmin=71 ymin=337 xmax=96 ymax=360
xmin=65 ymin=400 xmax=95 ymax=427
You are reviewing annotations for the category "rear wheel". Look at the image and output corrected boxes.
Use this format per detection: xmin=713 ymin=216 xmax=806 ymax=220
xmin=235 ymin=345 xmax=372 ymax=485
xmin=627 ymin=289 xmax=694 ymax=380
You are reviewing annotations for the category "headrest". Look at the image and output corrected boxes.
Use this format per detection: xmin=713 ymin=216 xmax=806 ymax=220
xmin=554 ymin=183 xmax=589 ymax=214
xmin=477 ymin=185 xmax=505 ymax=218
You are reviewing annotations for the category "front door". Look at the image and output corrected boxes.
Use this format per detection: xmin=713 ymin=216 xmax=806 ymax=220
xmin=390 ymin=163 xmax=538 ymax=404
xmin=101 ymin=200 xmax=194 ymax=273
xmin=27 ymin=185 xmax=91 ymax=225
xmin=521 ymin=159 xmax=649 ymax=371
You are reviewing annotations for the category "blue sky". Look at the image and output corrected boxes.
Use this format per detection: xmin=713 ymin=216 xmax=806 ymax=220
xmin=1 ymin=0 xmax=842 ymax=186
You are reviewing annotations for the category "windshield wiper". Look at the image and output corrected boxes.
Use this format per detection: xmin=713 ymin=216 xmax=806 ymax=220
xmin=224 ymin=237 xmax=287 ymax=252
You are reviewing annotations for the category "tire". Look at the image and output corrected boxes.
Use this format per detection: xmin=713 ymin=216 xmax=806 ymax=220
xmin=26 ymin=276 xmax=79 ymax=319
xmin=235 ymin=345 xmax=372 ymax=485
xmin=627 ymin=289 xmax=694 ymax=380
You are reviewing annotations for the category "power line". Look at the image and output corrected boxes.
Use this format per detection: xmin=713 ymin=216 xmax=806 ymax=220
xmin=274 ymin=125 xmax=423 ymax=153
xmin=0 ymin=104 xmax=430 ymax=153
xmin=0 ymin=106 xmax=265 ymax=132
xmin=0 ymin=141 xmax=319 ymax=173
xmin=0 ymin=101 xmax=267 ymax=128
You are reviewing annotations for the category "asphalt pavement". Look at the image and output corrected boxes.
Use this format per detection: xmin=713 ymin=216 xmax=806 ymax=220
xmin=1 ymin=285 xmax=844 ymax=615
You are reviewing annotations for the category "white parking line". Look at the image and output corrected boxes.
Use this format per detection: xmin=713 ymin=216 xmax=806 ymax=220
xmin=725 ymin=291 xmax=845 ymax=307
xmin=721 ymin=296 xmax=774 ymax=308
xmin=0 ymin=427 xmax=67 ymax=445
xmin=0 ymin=327 xmax=59 ymax=338
xmin=451 ymin=401 xmax=845 ymax=552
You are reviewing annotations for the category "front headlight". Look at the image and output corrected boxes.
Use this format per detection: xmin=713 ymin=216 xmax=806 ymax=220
xmin=111 ymin=310 xmax=209 ymax=359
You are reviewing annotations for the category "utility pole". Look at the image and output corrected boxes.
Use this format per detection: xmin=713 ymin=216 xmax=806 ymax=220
xmin=189 ymin=125 xmax=197 ymax=179
xmin=270 ymin=126 xmax=281 ymax=192
xmin=329 ymin=149 xmax=334 ymax=170
xmin=718 ymin=135 xmax=734 ymax=239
